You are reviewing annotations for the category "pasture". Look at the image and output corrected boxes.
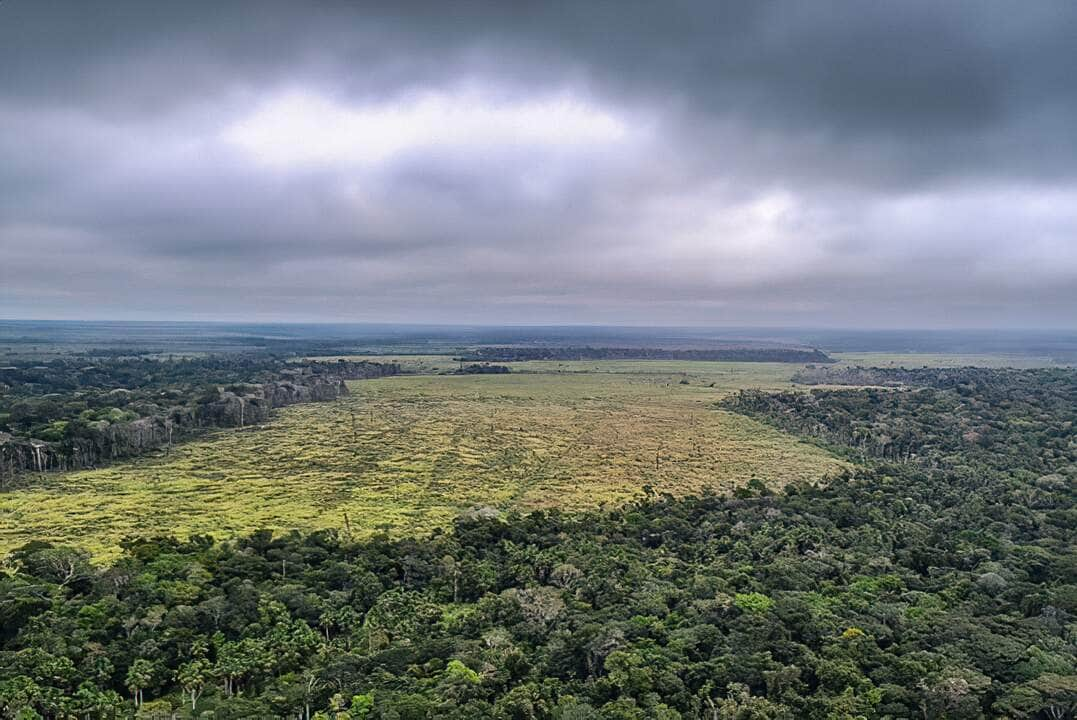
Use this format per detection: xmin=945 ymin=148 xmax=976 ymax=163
xmin=1 ymin=361 xmax=848 ymax=559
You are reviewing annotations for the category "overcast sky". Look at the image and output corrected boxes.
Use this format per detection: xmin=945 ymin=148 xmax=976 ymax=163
xmin=2 ymin=1 xmax=1076 ymax=328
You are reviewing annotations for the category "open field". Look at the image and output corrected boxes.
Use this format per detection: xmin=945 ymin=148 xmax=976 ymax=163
xmin=830 ymin=351 xmax=1069 ymax=368
xmin=0 ymin=361 xmax=847 ymax=559
xmin=310 ymin=354 xmax=824 ymax=380
xmin=315 ymin=350 xmax=1072 ymax=373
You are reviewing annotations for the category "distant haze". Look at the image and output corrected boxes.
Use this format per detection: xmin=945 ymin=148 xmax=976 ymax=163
xmin=2 ymin=2 xmax=1076 ymax=328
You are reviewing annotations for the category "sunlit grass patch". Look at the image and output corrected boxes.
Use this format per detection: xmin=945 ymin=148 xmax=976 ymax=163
xmin=0 ymin=362 xmax=849 ymax=560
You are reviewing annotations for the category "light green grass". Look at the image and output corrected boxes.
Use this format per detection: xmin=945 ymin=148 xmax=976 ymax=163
xmin=831 ymin=352 xmax=1066 ymax=368
xmin=2 ymin=362 xmax=849 ymax=560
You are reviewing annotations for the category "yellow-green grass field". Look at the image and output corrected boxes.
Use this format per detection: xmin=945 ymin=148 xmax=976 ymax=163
xmin=2 ymin=361 xmax=850 ymax=560
xmin=830 ymin=352 xmax=1067 ymax=368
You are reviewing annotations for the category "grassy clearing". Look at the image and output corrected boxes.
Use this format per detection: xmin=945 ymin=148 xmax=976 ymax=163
xmin=312 ymin=355 xmax=814 ymax=384
xmin=830 ymin=352 xmax=1066 ymax=368
xmin=2 ymin=361 xmax=848 ymax=560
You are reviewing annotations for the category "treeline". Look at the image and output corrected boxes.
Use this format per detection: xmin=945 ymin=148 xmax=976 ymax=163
xmin=459 ymin=347 xmax=834 ymax=363
xmin=453 ymin=364 xmax=511 ymax=375
xmin=790 ymin=365 xmax=1046 ymax=389
xmin=724 ymin=367 xmax=1077 ymax=468
xmin=0 ymin=358 xmax=398 ymax=481
xmin=0 ymin=368 xmax=1074 ymax=718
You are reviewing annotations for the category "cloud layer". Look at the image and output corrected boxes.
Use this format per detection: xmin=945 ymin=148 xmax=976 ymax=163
xmin=2 ymin=1 xmax=1076 ymax=327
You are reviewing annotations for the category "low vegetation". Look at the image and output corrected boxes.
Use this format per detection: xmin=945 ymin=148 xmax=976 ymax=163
xmin=0 ymin=363 xmax=845 ymax=559
xmin=459 ymin=347 xmax=834 ymax=363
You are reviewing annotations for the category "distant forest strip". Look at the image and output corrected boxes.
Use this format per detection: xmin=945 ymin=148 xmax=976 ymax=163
xmin=460 ymin=346 xmax=834 ymax=363
xmin=789 ymin=364 xmax=1058 ymax=387
xmin=726 ymin=367 xmax=1077 ymax=466
xmin=0 ymin=358 xmax=398 ymax=481
xmin=0 ymin=367 xmax=1073 ymax=718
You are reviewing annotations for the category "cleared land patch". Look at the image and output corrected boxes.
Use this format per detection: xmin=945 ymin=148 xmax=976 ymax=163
xmin=830 ymin=352 xmax=1066 ymax=368
xmin=1 ymin=361 xmax=848 ymax=559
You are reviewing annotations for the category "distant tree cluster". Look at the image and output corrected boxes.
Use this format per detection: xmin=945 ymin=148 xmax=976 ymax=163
xmin=0 ymin=357 xmax=397 ymax=480
xmin=452 ymin=364 xmax=511 ymax=375
xmin=725 ymin=367 xmax=1077 ymax=468
xmin=0 ymin=357 xmax=292 ymax=438
xmin=0 ymin=368 xmax=1074 ymax=718
xmin=790 ymin=365 xmax=1047 ymax=389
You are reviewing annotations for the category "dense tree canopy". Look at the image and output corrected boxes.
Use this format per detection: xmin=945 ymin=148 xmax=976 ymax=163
xmin=1 ymin=368 xmax=1074 ymax=719
xmin=1 ymin=356 xmax=334 ymax=440
xmin=0 ymin=358 xmax=396 ymax=481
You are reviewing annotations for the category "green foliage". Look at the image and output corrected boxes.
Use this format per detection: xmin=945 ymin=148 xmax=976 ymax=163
xmin=350 ymin=693 xmax=375 ymax=718
xmin=0 ymin=366 xmax=1072 ymax=719
xmin=444 ymin=660 xmax=481 ymax=687
xmin=0 ymin=356 xmax=289 ymax=437
xmin=724 ymin=367 xmax=1077 ymax=471
xmin=733 ymin=593 xmax=774 ymax=614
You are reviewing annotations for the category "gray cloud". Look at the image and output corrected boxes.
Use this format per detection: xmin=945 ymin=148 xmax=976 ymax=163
xmin=2 ymin=1 xmax=1076 ymax=327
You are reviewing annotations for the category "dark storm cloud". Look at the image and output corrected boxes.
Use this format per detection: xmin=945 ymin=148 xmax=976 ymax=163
xmin=2 ymin=1 xmax=1076 ymax=326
